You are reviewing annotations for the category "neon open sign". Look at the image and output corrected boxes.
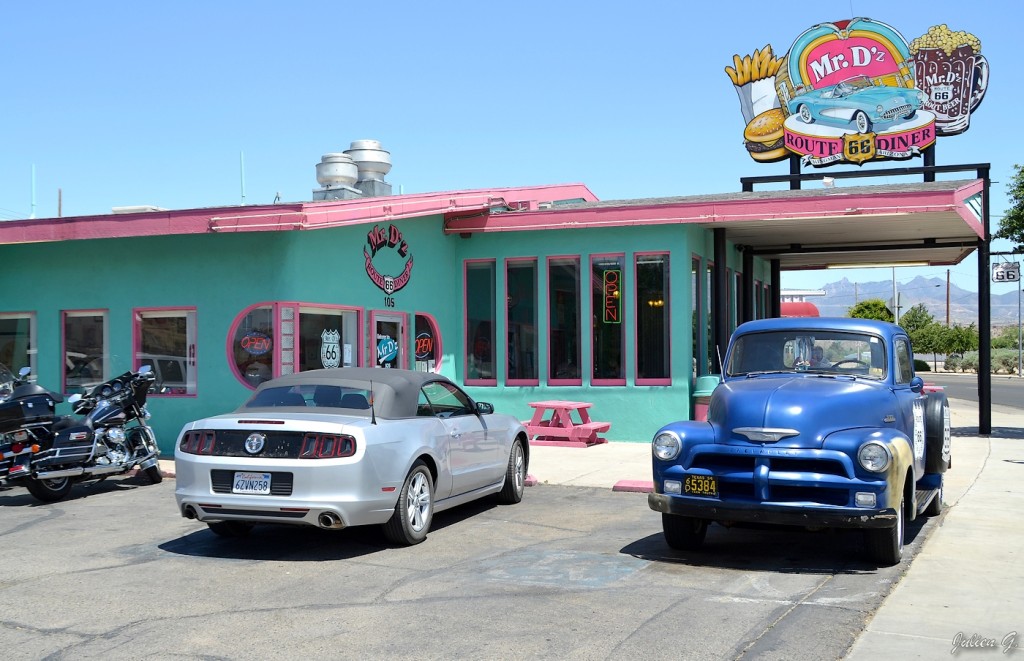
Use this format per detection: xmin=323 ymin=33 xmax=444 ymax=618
xmin=603 ymin=270 xmax=621 ymax=324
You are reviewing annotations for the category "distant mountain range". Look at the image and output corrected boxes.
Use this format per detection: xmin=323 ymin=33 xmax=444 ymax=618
xmin=787 ymin=276 xmax=1021 ymax=328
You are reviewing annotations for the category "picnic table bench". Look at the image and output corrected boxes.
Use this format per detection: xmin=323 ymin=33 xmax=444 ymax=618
xmin=525 ymin=400 xmax=611 ymax=447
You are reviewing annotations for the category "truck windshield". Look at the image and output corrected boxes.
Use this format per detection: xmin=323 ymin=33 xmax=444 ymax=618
xmin=726 ymin=330 xmax=886 ymax=379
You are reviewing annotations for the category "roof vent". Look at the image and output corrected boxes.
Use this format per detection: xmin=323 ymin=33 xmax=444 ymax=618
xmin=315 ymin=153 xmax=359 ymax=189
xmin=344 ymin=140 xmax=392 ymax=182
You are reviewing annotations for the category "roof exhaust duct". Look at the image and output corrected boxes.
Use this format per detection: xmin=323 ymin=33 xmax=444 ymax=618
xmin=344 ymin=140 xmax=392 ymax=197
xmin=313 ymin=153 xmax=361 ymax=201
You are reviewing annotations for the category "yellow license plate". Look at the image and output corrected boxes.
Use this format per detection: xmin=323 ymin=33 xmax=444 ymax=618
xmin=684 ymin=474 xmax=718 ymax=497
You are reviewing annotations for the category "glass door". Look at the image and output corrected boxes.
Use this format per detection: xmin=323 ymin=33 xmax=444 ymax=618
xmin=372 ymin=312 xmax=406 ymax=369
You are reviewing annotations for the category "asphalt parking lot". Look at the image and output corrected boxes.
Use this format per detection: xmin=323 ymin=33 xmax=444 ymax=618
xmin=0 ymin=476 xmax=929 ymax=660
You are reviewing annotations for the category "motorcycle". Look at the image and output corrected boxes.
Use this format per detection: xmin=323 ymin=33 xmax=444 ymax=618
xmin=0 ymin=365 xmax=60 ymax=485
xmin=21 ymin=365 xmax=162 ymax=503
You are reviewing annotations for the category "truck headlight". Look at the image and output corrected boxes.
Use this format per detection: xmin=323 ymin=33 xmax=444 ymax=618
xmin=653 ymin=432 xmax=681 ymax=461
xmin=857 ymin=441 xmax=891 ymax=472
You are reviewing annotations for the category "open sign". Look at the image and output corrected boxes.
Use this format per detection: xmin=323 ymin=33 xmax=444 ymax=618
xmin=241 ymin=332 xmax=272 ymax=355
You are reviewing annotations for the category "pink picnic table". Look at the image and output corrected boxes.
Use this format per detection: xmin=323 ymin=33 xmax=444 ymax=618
xmin=525 ymin=400 xmax=611 ymax=447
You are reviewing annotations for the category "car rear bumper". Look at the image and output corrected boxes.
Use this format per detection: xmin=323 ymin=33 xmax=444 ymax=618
xmin=648 ymin=492 xmax=897 ymax=529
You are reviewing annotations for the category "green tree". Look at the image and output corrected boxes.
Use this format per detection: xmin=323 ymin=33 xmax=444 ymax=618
xmin=900 ymin=303 xmax=935 ymax=335
xmin=848 ymin=298 xmax=893 ymax=322
xmin=992 ymin=325 xmax=1022 ymax=350
xmin=994 ymin=163 xmax=1024 ymax=252
xmin=945 ymin=323 xmax=980 ymax=355
xmin=912 ymin=321 xmax=947 ymax=370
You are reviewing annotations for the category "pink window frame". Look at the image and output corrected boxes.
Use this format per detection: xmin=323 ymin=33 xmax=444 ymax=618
xmin=414 ymin=311 xmax=443 ymax=373
xmin=226 ymin=302 xmax=278 ymax=390
xmin=227 ymin=302 xmax=366 ymax=390
xmin=464 ymin=259 xmax=497 ymax=386
xmin=505 ymin=257 xmax=539 ymax=386
xmin=132 ymin=306 xmax=197 ymax=398
xmin=591 ymin=253 xmax=626 ymax=387
xmin=61 ymin=309 xmax=109 ymax=395
xmin=546 ymin=254 xmax=582 ymax=387
xmin=369 ymin=309 xmax=410 ymax=370
xmin=285 ymin=302 xmax=364 ymax=373
xmin=634 ymin=251 xmax=671 ymax=386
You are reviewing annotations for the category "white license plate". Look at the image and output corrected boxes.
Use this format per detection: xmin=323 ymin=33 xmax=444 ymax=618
xmin=232 ymin=471 xmax=271 ymax=495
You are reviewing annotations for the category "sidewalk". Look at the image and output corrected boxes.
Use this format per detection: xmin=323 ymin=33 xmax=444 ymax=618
xmin=157 ymin=396 xmax=1022 ymax=658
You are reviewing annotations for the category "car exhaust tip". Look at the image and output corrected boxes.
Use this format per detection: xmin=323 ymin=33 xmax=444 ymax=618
xmin=183 ymin=505 xmax=198 ymax=520
xmin=318 ymin=512 xmax=342 ymax=529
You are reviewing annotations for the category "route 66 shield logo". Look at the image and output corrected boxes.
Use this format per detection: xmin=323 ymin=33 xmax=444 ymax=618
xmin=843 ymin=132 xmax=876 ymax=164
xmin=321 ymin=329 xmax=341 ymax=369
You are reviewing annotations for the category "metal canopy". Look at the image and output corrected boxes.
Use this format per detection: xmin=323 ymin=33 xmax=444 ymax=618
xmin=709 ymin=179 xmax=983 ymax=270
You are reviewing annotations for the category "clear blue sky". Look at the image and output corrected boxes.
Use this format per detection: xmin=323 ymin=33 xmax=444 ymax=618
xmin=2 ymin=1 xmax=1019 ymax=298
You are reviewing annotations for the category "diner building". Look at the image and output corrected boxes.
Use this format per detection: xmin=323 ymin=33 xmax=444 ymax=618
xmin=0 ymin=142 xmax=990 ymax=450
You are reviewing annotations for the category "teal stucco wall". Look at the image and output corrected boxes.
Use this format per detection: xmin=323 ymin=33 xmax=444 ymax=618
xmin=1 ymin=211 xmax=772 ymax=452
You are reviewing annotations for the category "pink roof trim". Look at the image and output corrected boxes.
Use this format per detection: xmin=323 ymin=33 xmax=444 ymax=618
xmin=445 ymin=180 xmax=986 ymax=237
xmin=0 ymin=183 xmax=598 ymax=245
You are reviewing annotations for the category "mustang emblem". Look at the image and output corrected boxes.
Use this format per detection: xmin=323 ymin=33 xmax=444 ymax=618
xmin=244 ymin=433 xmax=266 ymax=454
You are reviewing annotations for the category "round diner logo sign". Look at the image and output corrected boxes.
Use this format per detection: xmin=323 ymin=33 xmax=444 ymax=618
xmin=364 ymin=223 xmax=413 ymax=295
xmin=726 ymin=17 xmax=987 ymax=167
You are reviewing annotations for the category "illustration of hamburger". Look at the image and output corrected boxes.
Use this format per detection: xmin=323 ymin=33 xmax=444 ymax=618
xmin=743 ymin=108 xmax=787 ymax=162
xmin=725 ymin=45 xmax=788 ymax=162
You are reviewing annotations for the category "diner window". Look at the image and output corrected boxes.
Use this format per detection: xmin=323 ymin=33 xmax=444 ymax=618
xmin=414 ymin=313 xmax=442 ymax=373
xmin=548 ymin=256 xmax=581 ymax=383
xmin=691 ymin=256 xmax=702 ymax=378
xmin=231 ymin=305 xmax=275 ymax=388
xmin=636 ymin=253 xmax=670 ymax=383
xmin=734 ymin=271 xmax=742 ymax=329
xmin=706 ymin=262 xmax=714 ymax=374
xmin=754 ymin=279 xmax=763 ymax=319
xmin=506 ymin=259 xmax=538 ymax=384
xmin=592 ymin=254 xmax=625 ymax=384
xmin=63 ymin=310 xmax=108 ymax=394
xmin=0 ymin=313 xmax=36 ymax=378
xmin=134 ymin=308 xmax=197 ymax=396
xmin=297 ymin=306 xmax=359 ymax=372
xmin=465 ymin=260 xmax=496 ymax=383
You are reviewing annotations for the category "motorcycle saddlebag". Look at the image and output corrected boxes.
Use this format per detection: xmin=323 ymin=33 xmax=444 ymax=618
xmin=0 ymin=395 xmax=56 ymax=434
xmin=33 ymin=424 xmax=94 ymax=466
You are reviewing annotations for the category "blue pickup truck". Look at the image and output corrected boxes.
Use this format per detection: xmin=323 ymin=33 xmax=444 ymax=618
xmin=648 ymin=317 xmax=951 ymax=565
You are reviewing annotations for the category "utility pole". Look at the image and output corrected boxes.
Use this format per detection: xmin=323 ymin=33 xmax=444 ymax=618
xmin=946 ymin=269 xmax=951 ymax=326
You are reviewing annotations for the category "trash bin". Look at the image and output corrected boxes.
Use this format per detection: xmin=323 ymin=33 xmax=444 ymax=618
xmin=692 ymin=375 xmax=720 ymax=422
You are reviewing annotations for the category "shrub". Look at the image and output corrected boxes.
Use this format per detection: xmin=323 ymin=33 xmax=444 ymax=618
xmin=944 ymin=354 xmax=963 ymax=372
xmin=913 ymin=359 xmax=930 ymax=372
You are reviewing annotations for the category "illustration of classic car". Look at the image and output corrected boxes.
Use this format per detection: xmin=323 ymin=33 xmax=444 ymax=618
xmin=648 ymin=318 xmax=951 ymax=566
xmin=787 ymin=75 xmax=925 ymax=133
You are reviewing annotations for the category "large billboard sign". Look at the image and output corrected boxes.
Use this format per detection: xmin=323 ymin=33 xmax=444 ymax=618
xmin=728 ymin=18 xmax=988 ymax=167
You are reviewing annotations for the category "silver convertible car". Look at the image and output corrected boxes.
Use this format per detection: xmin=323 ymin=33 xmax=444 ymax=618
xmin=174 ymin=368 xmax=529 ymax=545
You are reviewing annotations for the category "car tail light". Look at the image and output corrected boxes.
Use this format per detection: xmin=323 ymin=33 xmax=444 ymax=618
xmin=180 ymin=431 xmax=217 ymax=455
xmin=299 ymin=433 xmax=356 ymax=459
